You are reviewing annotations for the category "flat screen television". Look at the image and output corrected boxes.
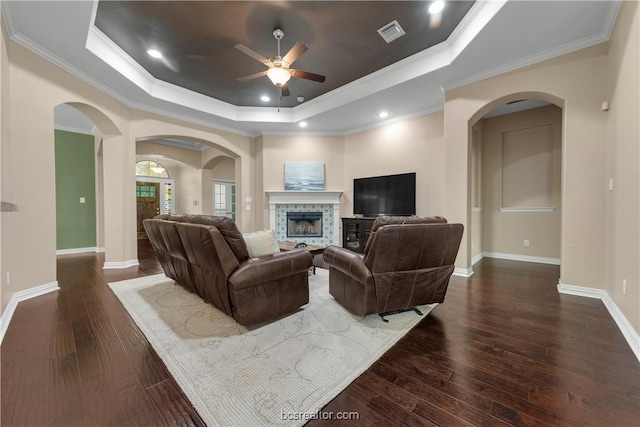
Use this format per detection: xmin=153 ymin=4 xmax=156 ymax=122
xmin=353 ymin=172 xmax=416 ymax=217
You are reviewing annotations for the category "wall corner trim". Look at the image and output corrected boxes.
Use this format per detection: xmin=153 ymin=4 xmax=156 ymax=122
xmin=0 ymin=281 xmax=60 ymax=345
xmin=472 ymin=253 xmax=484 ymax=265
xmin=557 ymin=282 xmax=640 ymax=363
xmin=453 ymin=267 xmax=474 ymax=278
xmin=103 ymin=259 xmax=140 ymax=269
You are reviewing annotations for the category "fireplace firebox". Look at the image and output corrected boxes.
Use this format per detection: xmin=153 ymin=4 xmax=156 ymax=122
xmin=287 ymin=212 xmax=323 ymax=238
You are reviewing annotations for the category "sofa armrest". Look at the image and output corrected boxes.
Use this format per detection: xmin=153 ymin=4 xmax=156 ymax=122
xmin=228 ymin=249 xmax=312 ymax=291
xmin=322 ymin=245 xmax=372 ymax=284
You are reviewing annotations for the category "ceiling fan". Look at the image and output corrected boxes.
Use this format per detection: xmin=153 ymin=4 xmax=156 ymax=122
xmin=235 ymin=29 xmax=326 ymax=97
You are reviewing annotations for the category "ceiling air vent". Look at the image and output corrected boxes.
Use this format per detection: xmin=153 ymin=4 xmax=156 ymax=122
xmin=377 ymin=20 xmax=406 ymax=43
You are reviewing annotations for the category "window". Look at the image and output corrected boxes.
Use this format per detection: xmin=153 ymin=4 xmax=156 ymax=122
xmin=213 ymin=180 xmax=236 ymax=220
xmin=135 ymin=160 xmax=169 ymax=178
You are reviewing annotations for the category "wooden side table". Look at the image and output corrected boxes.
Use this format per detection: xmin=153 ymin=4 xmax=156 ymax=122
xmin=278 ymin=241 xmax=326 ymax=274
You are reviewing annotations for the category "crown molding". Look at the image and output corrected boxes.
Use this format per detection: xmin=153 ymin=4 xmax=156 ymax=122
xmin=443 ymin=15 xmax=617 ymax=92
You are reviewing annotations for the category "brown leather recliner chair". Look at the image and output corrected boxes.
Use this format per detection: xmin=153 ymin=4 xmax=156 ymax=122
xmin=144 ymin=214 xmax=312 ymax=326
xmin=323 ymin=216 xmax=463 ymax=320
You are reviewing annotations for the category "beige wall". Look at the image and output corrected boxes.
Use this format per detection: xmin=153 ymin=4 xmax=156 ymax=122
xmin=480 ymin=105 xmax=562 ymax=259
xmin=344 ymin=111 xmax=446 ymax=217
xmin=175 ymin=163 xmax=203 ymax=215
xmin=605 ymin=1 xmax=639 ymax=333
xmin=258 ymin=135 xmax=345 ymax=229
xmin=444 ymin=43 xmax=608 ymax=287
xmin=1 ymin=37 xmax=133 ymax=310
xmin=254 ymin=136 xmax=265 ymax=230
xmin=212 ymin=156 xmax=235 ymax=181
xmin=0 ymin=15 xmax=7 ymax=310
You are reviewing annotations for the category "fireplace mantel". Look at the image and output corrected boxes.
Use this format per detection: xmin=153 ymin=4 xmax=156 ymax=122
xmin=266 ymin=191 xmax=343 ymax=246
xmin=266 ymin=191 xmax=343 ymax=205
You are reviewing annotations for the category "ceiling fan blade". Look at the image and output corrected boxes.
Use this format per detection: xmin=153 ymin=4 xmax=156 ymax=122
xmin=236 ymin=71 xmax=267 ymax=82
xmin=282 ymin=41 xmax=309 ymax=66
xmin=292 ymin=70 xmax=326 ymax=83
xmin=235 ymin=44 xmax=270 ymax=65
xmin=281 ymin=84 xmax=290 ymax=97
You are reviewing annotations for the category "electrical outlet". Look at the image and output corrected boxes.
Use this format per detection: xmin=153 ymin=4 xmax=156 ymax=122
xmin=524 ymin=240 xmax=530 ymax=247
xmin=622 ymin=279 xmax=627 ymax=295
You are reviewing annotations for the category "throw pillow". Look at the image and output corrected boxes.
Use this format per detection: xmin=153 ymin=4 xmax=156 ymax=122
xmin=242 ymin=229 xmax=280 ymax=258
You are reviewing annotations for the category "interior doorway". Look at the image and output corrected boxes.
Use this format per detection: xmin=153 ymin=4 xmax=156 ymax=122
xmin=213 ymin=180 xmax=236 ymax=220
xmin=469 ymin=97 xmax=563 ymax=269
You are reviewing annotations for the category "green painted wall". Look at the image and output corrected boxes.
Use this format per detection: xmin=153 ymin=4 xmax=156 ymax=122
xmin=55 ymin=130 xmax=96 ymax=250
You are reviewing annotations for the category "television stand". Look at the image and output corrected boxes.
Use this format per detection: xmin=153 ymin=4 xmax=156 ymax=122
xmin=341 ymin=217 xmax=376 ymax=253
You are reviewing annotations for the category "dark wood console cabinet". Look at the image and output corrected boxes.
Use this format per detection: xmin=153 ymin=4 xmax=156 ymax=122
xmin=341 ymin=218 xmax=375 ymax=253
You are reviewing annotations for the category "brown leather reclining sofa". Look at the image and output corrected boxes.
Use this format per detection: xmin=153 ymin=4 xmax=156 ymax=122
xmin=143 ymin=214 xmax=312 ymax=326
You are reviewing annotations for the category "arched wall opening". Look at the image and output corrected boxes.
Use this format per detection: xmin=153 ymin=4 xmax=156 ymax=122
xmin=130 ymin=124 xmax=253 ymax=233
xmin=53 ymin=102 xmax=122 ymax=257
xmin=135 ymin=136 xmax=242 ymax=226
xmin=467 ymin=93 xmax=564 ymax=271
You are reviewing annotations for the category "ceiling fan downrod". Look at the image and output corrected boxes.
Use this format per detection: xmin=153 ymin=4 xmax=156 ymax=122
xmin=273 ymin=29 xmax=284 ymax=58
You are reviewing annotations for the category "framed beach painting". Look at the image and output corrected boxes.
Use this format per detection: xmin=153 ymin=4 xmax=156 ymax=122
xmin=284 ymin=162 xmax=325 ymax=191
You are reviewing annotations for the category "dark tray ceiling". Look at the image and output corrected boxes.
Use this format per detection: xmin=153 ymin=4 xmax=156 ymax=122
xmin=95 ymin=1 xmax=474 ymax=108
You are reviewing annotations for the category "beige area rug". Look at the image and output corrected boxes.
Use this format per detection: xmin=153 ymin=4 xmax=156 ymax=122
xmin=109 ymin=269 xmax=436 ymax=426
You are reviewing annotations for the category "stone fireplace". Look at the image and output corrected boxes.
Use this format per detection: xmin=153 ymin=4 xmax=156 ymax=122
xmin=267 ymin=191 xmax=342 ymax=247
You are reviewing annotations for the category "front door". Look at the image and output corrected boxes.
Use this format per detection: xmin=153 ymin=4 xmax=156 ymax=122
xmin=137 ymin=181 xmax=160 ymax=238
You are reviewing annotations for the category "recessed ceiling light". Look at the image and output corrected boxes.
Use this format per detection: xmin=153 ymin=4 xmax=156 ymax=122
xmin=379 ymin=111 xmax=389 ymax=118
xmin=260 ymin=95 xmax=270 ymax=102
xmin=147 ymin=49 xmax=163 ymax=59
xmin=428 ymin=0 xmax=445 ymax=15
xmin=299 ymin=121 xmax=308 ymax=128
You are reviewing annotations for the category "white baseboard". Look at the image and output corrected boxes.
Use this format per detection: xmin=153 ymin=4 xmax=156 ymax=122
xmin=453 ymin=267 xmax=474 ymax=278
xmin=0 ymin=280 xmax=60 ymax=345
xmin=557 ymin=281 xmax=640 ymax=363
xmin=103 ymin=259 xmax=139 ymax=269
xmin=482 ymin=252 xmax=561 ymax=265
xmin=472 ymin=252 xmax=484 ymax=265
xmin=56 ymin=246 xmax=100 ymax=255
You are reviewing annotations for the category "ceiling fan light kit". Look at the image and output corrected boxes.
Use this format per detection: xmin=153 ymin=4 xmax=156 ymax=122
xmin=266 ymin=66 xmax=291 ymax=86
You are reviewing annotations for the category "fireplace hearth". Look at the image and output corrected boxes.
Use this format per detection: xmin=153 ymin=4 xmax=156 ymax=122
xmin=287 ymin=212 xmax=322 ymax=238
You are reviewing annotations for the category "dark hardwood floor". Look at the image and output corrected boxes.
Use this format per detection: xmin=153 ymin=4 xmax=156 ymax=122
xmin=2 ymin=240 xmax=639 ymax=426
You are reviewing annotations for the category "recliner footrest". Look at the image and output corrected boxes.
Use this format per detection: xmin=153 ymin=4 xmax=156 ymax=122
xmin=378 ymin=307 xmax=423 ymax=323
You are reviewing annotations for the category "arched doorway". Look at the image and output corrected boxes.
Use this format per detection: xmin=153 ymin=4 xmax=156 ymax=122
xmin=467 ymin=93 xmax=564 ymax=272
xmin=53 ymin=102 xmax=122 ymax=256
